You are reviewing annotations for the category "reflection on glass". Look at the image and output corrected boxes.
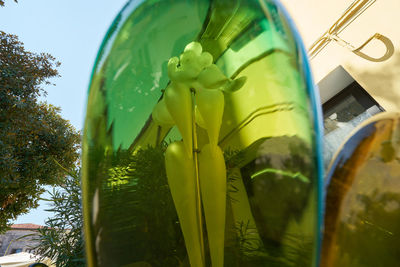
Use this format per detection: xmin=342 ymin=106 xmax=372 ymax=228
xmin=82 ymin=0 xmax=323 ymax=266
xmin=323 ymin=112 xmax=400 ymax=267
xmin=322 ymin=81 xmax=383 ymax=170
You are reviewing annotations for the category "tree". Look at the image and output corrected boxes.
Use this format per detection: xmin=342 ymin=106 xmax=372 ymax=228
xmin=0 ymin=0 xmax=17 ymax=7
xmin=35 ymin=168 xmax=85 ymax=267
xmin=0 ymin=31 xmax=81 ymax=232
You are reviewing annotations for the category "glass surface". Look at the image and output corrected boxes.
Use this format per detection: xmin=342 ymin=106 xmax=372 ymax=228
xmin=322 ymin=112 xmax=400 ymax=267
xmin=82 ymin=0 xmax=323 ymax=266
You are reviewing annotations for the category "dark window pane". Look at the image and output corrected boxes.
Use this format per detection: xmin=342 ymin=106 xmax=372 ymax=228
xmin=322 ymin=82 xmax=384 ymax=170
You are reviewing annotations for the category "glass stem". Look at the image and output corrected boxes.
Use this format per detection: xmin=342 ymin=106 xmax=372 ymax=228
xmin=191 ymin=88 xmax=205 ymax=266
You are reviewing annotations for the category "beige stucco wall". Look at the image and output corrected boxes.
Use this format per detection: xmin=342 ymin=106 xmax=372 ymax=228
xmin=281 ymin=0 xmax=400 ymax=111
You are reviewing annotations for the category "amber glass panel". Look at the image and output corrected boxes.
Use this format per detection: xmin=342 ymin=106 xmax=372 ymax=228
xmin=322 ymin=112 xmax=400 ymax=267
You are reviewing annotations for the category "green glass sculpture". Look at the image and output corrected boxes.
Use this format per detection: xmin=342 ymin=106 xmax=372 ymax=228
xmin=322 ymin=112 xmax=400 ymax=267
xmin=82 ymin=0 xmax=323 ymax=266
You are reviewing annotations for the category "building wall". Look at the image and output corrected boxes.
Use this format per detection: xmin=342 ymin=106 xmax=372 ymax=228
xmin=281 ymin=0 xmax=400 ymax=111
xmin=0 ymin=229 xmax=40 ymax=256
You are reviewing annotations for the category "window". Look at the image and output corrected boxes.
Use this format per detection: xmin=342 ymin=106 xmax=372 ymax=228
xmin=322 ymin=81 xmax=384 ymax=169
xmin=11 ymin=248 xmax=23 ymax=254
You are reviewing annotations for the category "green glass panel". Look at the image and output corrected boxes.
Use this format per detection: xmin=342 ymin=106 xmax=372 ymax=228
xmin=322 ymin=112 xmax=400 ymax=267
xmin=82 ymin=0 xmax=323 ymax=266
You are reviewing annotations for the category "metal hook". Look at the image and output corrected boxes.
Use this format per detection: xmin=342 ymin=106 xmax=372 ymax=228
xmin=308 ymin=0 xmax=394 ymax=62
xmin=352 ymin=33 xmax=394 ymax=62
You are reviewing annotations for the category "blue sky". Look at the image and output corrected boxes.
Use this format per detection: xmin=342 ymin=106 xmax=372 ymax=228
xmin=1 ymin=0 xmax=128 ymax=225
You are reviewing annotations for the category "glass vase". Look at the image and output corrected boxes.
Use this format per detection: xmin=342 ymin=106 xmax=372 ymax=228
xmin=82 ymin=0 xmax=323 ymax=266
